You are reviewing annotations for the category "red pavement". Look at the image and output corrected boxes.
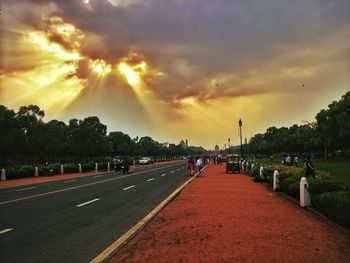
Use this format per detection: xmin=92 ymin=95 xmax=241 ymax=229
xmin=110 ymin=163 xmax=350 ymax=263
xmin=0 ymin=160 xmax=181 ymax=188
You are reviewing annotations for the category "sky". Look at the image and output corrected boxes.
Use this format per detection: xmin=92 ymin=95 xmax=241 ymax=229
xmin=1 ymin=0 xmax=349 ymax=149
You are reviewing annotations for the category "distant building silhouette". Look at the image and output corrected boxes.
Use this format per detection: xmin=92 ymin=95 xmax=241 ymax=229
xmin=179 ymin=139 xmax=188 ymax=149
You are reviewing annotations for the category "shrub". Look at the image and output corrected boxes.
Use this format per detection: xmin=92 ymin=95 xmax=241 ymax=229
xmin=81 ymin=162 xmax=95 ymax=172
xmin=279 ymin=175 xmax=301 ymax=199
xmin=5 ymin=166 xmax=35 ymax=179
xmin=253 ymin=175 xmax=264 ymax=182
xmin=312 ymin=191 xmax=350 ymax=229
xmin=309 ymin=179 xmax=347 ymax=196
xmin=63 ymin=163 xmax=79 ymax=174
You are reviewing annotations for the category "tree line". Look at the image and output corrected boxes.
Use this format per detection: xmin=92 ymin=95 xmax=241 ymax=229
xmin=0 ymin=105 xmax=205 ymax=166
xmin=244 ymin=91 xmax=350 ymax=158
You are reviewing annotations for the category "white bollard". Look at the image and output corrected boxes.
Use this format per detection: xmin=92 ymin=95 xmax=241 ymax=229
xmin=34 ymin=166 xmax=39 ymax=177
xmin=60 ymin=164 xmax=64 ymax=174
xmin=246 ymin=162 xmax=249 ymax=172
xmin=273 ymin=170 xmax=279 ymax=191
xmin=95 ymin=163 xmax=98 ymax=173
xmin=239 ymin=161 xmax=242 ymax=169
xmin=300 ymin=177 xmax=311 ymax=207
xmin=1 ymin=168 xmax=6 ymax=181
xmin=259 ymin=166 xmax=264 ymax=180
xmin=107 ymin=162 xmax=110 ymax=172
xmin=78 ymin=163 xmax=82 ymax=173
xmin=133 ymin=160 xmax=136 ymax=166
xmin=251 ymin=163 xmax=255 ymax=172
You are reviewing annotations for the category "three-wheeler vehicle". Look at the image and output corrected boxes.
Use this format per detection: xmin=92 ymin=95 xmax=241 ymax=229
xmin=226 ymin=154 xmax=241 ymax=173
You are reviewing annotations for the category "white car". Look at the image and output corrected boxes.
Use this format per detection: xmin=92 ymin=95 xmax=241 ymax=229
xmin=139 ymin=157 xmax=153 ymax=165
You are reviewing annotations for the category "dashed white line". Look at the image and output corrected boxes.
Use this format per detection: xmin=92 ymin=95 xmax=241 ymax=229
xmin=177 ymin=168 xmax=181 ymax=171
xmin=64 ymin=180 xmax=77 ymax=183
xmin=76 ymin=198 xmax=100 ymax=208
xmin=170 ymin=171 xmax=175 ymax=173
xmin=0 ymin=228 xmax=13 ymax=235
xmin=147 ymin=178 xmax=155 ymax=182
xmin=123 ymin=185 xmax=135 ymax=191
xmin=15 ymin=187 xmax=37 ymax=192
xmin=94 ymin=175 xmax=103 ymax=178
xmin=161 ymin=173 xmax=167 ymax=177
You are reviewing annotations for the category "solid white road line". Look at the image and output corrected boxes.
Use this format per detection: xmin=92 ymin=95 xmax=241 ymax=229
xmin=0 ymin=228 xmax=13 ymax=235
xmin=147 ymin=178 xmax=154 ymax=182
xmin=123 ymin=185 xmax=135 ymax=191
xmin=15 ymin=187 xmax=37 ymax=192
xmin=161 ymin=173 xmax=167 ymax=177
xmin=64 ymin=180 xmax=77 ymax=183
xmin=76 ymin=198 xmax=100 ymax=208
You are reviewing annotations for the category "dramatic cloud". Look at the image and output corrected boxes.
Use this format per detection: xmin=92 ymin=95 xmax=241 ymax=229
xmin=1 ymin=0 xmax=349 ymax=148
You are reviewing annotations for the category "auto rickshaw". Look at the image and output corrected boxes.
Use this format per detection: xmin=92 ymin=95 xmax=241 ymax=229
xmin=226 ymin=154 xmax=241 ymax=173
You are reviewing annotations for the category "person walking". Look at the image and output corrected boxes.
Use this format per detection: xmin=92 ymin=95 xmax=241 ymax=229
xmin=294 ymin=156 xmax=298 ymax=167
xmin=188 ymin=157 xmax=195 ymax=176
xmin=195 ymin=157 xmax=203 ymax=176
xmin=304 ymin=155 xmax=315 ymax=179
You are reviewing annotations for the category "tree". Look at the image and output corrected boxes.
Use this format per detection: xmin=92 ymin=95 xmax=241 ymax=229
xmin=0 ymin=105 xmax=25 ymax=165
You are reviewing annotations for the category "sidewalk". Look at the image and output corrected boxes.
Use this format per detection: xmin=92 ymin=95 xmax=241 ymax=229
xmin=110 ymin=163 xmax=350 ymax=263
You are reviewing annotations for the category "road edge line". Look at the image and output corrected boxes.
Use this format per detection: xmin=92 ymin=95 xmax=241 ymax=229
xmin=90 ymin=163 xmax=210 ymax=263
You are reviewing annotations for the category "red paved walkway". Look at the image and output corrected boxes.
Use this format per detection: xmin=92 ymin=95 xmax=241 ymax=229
xmin=110 ymin=163 xmax=350 ymax=263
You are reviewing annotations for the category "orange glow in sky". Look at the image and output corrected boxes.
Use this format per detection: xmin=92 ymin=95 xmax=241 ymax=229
xmin=1 ymin=1 xmax=349 ymax=149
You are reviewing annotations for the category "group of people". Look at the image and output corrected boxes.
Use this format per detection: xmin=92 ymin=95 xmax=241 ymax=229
xmin=281 ymin=154 xmax=298 ymax=166
xmin=213 ymin=155 xmax=223 ymax=165
xmin=187 ymin=156 xmax=204 ymax=176
xmin=280 ymin=154 xmax=315 ymax=178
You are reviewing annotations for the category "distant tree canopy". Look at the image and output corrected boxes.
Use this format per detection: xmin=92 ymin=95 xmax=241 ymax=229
xmin=0 ymin=104 xmax=205 ymax=165
xmin=245 ymin=91 xmax=350 ymax=158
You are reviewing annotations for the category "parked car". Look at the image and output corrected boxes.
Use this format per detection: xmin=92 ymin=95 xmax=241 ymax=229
xmin=139 ymin=157 xmax=153 ymax=165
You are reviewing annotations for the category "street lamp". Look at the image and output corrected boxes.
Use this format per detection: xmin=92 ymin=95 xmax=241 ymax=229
xmin=239 ymin=119 xmax=243 ymax=158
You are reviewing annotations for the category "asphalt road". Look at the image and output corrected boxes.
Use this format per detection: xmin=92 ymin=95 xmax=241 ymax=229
xmin=0 ymin=160 xmax=188 ymax=263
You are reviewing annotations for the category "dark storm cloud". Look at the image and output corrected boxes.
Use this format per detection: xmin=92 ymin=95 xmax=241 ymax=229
xmin=3 ymin=0 xmax=350 ymax=102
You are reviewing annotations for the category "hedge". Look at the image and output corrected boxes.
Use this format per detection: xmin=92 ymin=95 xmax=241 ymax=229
xmin=249 ymin=161 xmax=350 ymax=229
xmin=312 ymin=191 xmax=350 ymax=229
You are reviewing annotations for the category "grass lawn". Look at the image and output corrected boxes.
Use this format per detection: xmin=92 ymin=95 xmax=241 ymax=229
xmin=312 ymin=159 xmax=350 ymax=187
xmin=255 ymin=158 xmax=350 ymax=187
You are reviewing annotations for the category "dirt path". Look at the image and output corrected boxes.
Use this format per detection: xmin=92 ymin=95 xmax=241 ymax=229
xmin=110 ymin=163 xmax=350 ymax=263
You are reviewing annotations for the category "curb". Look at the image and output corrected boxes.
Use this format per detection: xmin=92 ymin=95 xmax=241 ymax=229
xmin=90 ymin=163 xmax=210 ymax=263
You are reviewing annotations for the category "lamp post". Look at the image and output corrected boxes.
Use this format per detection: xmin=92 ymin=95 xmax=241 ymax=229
xmin=228 ymin=138 xmax=230 ymax=153
xmin=239 ymin=119 xmax=243 ymax=158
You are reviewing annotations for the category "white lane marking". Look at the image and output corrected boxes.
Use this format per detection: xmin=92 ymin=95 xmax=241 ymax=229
xmin=123 ymin=185 xmax=135 ymax=191
xmin=177 ymin=168 xmax=181 ymax=170
xmin=94 ymin=175 xmax=103 ymax=178
xmin=76 ymin=198 xmax=100 ymax=208
xmin=64 ymin=180 xmax=77 ymax=183
xmin=0 ymin=228 xmax=13 ymax=235
xmin=170 ymin=171 xmax=175 ymax=173
xmin=147 ymin=178 xmax=155 ymax=182
xmin=161 ymin=173 xmax=167 ymax=177
xmin=15 ymin=187 xmax=37 ymax=192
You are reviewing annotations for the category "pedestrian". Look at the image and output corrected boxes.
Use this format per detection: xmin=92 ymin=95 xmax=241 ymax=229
xmin=188 ymin=157 xmax=195 ymax=176
xmin=304 ymin=155 xmax=315 ymax=179
xmin=195 ymin=156 xmax=203 ymax=176
xmin=294 ymin=156 xmax=298 ymax=167
xmin=286 ymin=155 xmax=291 ymax=166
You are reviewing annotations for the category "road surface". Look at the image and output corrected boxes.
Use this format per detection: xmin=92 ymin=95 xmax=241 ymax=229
xmin=0 ymin=161 xmax=188 ymax=263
